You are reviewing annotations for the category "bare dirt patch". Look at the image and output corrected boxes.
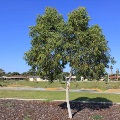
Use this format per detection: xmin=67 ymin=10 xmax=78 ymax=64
xmin=80 ymin=88 xmax=120 ymax=93
xmin=7 ymin=84 xmax=30 ymax=87
xmin=105 ymin=89 xmax=120 ymax=92
xmin=45 ymin=87 xmax=64 ymax=90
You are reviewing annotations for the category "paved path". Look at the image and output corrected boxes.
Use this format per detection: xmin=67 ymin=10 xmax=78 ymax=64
xmin=0 ymin=87 xmax=120 ymax=94
xmin=0 ymin=87 xmax=45 ymax=91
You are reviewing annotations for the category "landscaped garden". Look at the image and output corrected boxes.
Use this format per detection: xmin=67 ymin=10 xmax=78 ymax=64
xmin=0 ymin=80 xmax=120 ymax=101
xmin=0 ymin=80 xmax=120 ymax=119
xmin=0 ymin=100 xmax=119 ymax=120
xmin=1 ymin=80 xmax=120 ymax=90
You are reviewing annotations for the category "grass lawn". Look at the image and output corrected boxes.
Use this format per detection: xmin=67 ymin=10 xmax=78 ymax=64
xmin=0 ymin=80 xmax=120 ymax=102
xmin=1 ymin=80 xmax=120 ymax=90
xmin=0 ymin=90 xmax=120 ymax=102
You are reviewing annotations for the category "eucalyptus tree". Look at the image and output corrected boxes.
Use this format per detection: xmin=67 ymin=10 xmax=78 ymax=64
xmin=24 ymin=7 xmax=114 ymax=118
xmin=24 ymin=7 xmax=66 ymax=82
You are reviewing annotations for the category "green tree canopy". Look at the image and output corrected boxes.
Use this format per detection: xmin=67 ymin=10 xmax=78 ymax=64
xmin=0 ymin=68 xmax=5 ymax=77
xmin=24 ymin=7 xmax=114 ymax=82
xmin=65 ymin=7 xmax=114 ymax=80
xmin=24 ymin=7 xmax=66 ymax=82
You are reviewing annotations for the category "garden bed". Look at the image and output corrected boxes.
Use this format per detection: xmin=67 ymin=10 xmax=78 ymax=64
xmin=0 ymin=100 xmax=120 ymax=120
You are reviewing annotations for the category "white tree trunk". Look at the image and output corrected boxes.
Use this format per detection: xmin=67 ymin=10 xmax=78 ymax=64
xmin=66 ymin=72 xmax=72 ymax=119
xmin=108 ymin=73 xmax=109 ymax=82
xmin=108 ymin=67 xmax=110 ymax=82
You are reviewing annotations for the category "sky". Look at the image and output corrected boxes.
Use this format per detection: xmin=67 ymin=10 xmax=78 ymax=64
xmin=0 ymin=0 xmax=120 ymax=74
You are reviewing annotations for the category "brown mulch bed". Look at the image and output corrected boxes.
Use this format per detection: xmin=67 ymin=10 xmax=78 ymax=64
xmin=0 ymin=100 xmax=120 ymax=120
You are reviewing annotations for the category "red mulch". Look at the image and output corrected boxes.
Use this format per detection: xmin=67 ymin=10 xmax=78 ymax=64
xmin=0 ymin=100 xmax=120 ymax=120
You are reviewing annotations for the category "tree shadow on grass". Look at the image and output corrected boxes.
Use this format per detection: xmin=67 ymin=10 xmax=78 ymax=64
xmin=60 ymin=82 xmax=65 ymax=84
xmin=59 ymin=97 xmax=113 ymax=118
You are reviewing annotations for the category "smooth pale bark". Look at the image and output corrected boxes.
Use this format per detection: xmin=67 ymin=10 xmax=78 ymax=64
xmin=107 ymin=70 xmax=109 ymax=82
xmin=66 ymin=72 xmax=72 ymax=119
xmin=108 ymin=67 xmax=110 ymax=82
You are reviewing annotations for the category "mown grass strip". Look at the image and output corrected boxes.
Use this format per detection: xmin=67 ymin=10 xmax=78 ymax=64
xmin=0 ymin=90 xmax=119 ymax=102
xmin=1 ymin=80 xmax=120 ymax=90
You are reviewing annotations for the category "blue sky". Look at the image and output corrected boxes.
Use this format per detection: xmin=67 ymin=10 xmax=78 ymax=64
xmin=0 ymin=0 xmax=120 ymax=74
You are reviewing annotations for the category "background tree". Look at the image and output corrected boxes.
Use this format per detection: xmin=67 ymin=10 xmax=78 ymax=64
xmin=0 ymin=68 xmax=5 ymax=77
xmin=110 ymin=65 xmax=113 ymax=75
xmin=56 ymin=72 xmax=70 ymax=82
xmin=21 ymin=72 xmax=28 ymax=76
xmin=7 ymin=72 xmax=12 ymax=76
xmin=11 ymin=72 xmax=20 ymax=76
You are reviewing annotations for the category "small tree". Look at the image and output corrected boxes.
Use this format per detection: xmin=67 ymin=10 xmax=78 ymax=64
xmin=24 ymin=7 xmax=114 ymax=119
